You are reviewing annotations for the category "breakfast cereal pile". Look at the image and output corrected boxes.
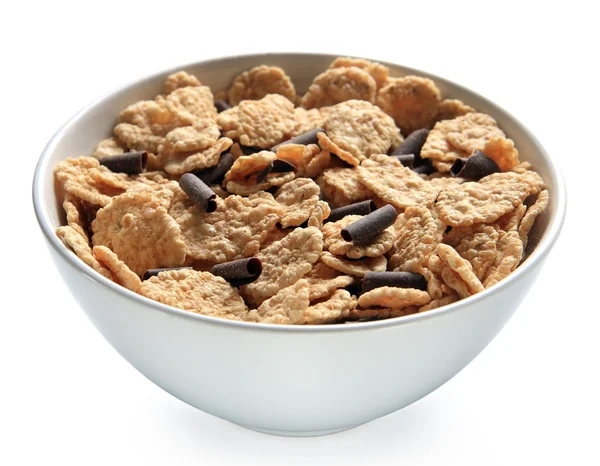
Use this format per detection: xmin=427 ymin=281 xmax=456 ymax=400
xmin=54 ymin=57 xmax=549 ymax=325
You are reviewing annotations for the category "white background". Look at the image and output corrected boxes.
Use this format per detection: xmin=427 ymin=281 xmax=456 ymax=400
xmin=1 ymin=1 xmax=598 ymax=464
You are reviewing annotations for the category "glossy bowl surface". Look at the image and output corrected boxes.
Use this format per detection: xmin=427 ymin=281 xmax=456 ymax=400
xmin=33 ymin=53 xmax=566 ymax=436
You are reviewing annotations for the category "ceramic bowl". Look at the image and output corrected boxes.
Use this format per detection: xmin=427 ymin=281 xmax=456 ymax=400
xmin=32 ymin=53 xmax=566 ymax=436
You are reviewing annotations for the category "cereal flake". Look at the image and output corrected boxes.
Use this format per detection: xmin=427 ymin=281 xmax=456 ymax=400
xmin=92 ymin=190 xmax=187 ymax=276
xmin=300 ymin=67 xmax=377 ymax=109
xmin=357 ymin=286 xmax=431 ymax=309
xmin=320 ymin=251 xmax=386 ymax=277
xmin=242 ymin=227 xmax=323 ymax=306
xmin=320 ymin=100 xmax=401 ymax=166
xmin=357 ymin=154 xmax=438 ymax=209
xmin=228 ymin=65 xmax=296 ymax=106
xmin=436 ymin=171 xmax=546 ymax=227
xmin=376 ymin=76 xmax=441 ymax=135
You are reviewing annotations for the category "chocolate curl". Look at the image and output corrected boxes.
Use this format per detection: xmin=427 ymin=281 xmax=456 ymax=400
xmin=214 ymin=99 xmax=231 ymax=113
xmin=241 ymin=146 xmax=262 ymax=155
xmin=391 ymin=153 xmax=415 ymax=168
xmin=271 ymin=127 xmax=325 ymax=151
xmin=391 ymin=128 xmax=430 ymax=157
xmin=210 ymin=258 xmax=262 ymax=287
xmin=327 ymin=200 xmax=377 ymax=224
xmin=256 ymin=159 xmax=296 ymax=183
xmin=450 ymin=150 xmax=500 ymax=180
xmin=143 ymin=266 xmax=193 ymax=281
xmin=179 ymin=173 xmax=217 ymax=213
xmin=361 ymin=271 xmax=427 ymax=293
xmin=98 ymin=151 xmax=148 ymax=175
xmin=341 ymin=204 xmax=398 ymax=244
xmin=194 ymin=152 xmax=234 ymax=185
xmin=412 ymin=163 xmax=436 ymax=175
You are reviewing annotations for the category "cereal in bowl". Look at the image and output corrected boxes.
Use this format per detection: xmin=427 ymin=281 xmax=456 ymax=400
xmin=54 ymin=57 xmax=549 ymax=324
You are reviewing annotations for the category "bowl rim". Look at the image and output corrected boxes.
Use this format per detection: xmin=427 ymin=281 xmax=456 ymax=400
xmin=32 ymin=52 xmax=567 ymax=333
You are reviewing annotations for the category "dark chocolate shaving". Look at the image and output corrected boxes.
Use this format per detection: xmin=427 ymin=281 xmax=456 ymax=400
xmin=214 ymin=99 xmax=231 ymax=113
xmin=210 ymin=258 xmax=262 ymax=287
xmin=340 ymin=204 xmax=398 ymax=244
xmin=179 ymin=173 xmax=217 ymax=213
xmin=271 ymin=127 xmax=325 ymax=151
xmin=391 ymin=153 xmax=415 ymax=168
xmin=241 ymin=146 xmax=263 ymax=155
xmin=412 ymin=163 xmax=436 ymax=175
xmin=98 ymin=151 xmax=148 ymax=175
xmin=327 ymin=200 xmax=376 ymax=224
xmin=194 ymin=152 xmax=234 ymax=185
xmin=361 ymin=271 xmax=427 ymax=293
xmin=143 ymin=266 xmax=193 ymax=281
xmin=450 ymin=150 xmax=500 ymax=180
xmin=391 ymin=128 xmax=429 ymax=157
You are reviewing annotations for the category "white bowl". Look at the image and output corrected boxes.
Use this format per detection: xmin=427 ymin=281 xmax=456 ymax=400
xmin=32 ymin=53 xmax=566 ymax=437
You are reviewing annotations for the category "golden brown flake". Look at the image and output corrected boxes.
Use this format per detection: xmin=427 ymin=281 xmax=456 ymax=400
xmin=376 ymin=76 xmax=441 ymax=135
xmin=91 ymin=190 xmax=186 ymax=276
xmin=329 ymin=57 xmax=389 ymax=90
xmin=482 ymin=137 xmax=520 ymax=171
xmin=421 ymin=113 xmax=505 ymax=172
xmin=56 ymin=226 xmax=112 ymax=280
xmin=358 ymin=286 xmax=431 ymax=309
xmin=224 ymin=150 xmax=295 ymax=195
xmin=113 ymin=124 xmax=165 ymax=154
xmin=275 ymin=178 xmax=321 ymax=228
xmin=307 ymin=200 xmax=331 ymax=228
xmin=436 ymin=171 xmax=546 ymax=227
xmin=495 ymin=204 xmax=527 ymax=232
xmin=54 ymin=157 xmax=129 ymax=207
xmin=320 ymin=251 xmax=386 ymax=277
xmin=418 ymin=293 xmax=459 ymax=312
xmin=164 ymin=85 xmax=217 ymax=120
xmin=437 ymin=244 xmax=484 ymax=297
xmin=237 ymin=94 xmax=297 ymax=148
xmin=300 ymin=67 xmax=377 ymax=109
xmin=163 ymin=71 xmax=201 ymax=94
xmin=275 ymin=144 xmax=321 ymax=177
xmin=304 ymin=149 xmax=331 ymax=178
xmin=317 ymin=167 xmax=373 ymax=208
xmin=62 ymin=193 xmax=90 ymax=242
xmin=292 ymin=107 xmax=325 ymax=136
xmin=304 ymin=290 xmax=357 ymax=324
xmin=140 ymin=269 xmax=249 ymax=320
xmin=170 ymin=192 xmax=282 ymax=263
xmin=216 ymin=107 xmax=240 ymax=140
xmin=227 ymin=65 xmax=296 ymax=106
xmin=92 ymin=245 xmax=142 ymax=292
xmin=255 ymin=280 xmax=310 ymax=324
xmin=483 ymin=231 xmax=524 ymax=288
xmin=357 ymin=154 xmax=438 ymax=210
xmin=320 ymin=100 xmax=401 ymax=166
xmin=444 ymin=223 xmax=500 ymax=281
xmin=434 ymin=99 xmax=475 ymax=122
xmin=305 ymin=262 xmax=354 ymax=301
xmin=92 ymin=138 xmax=125 ymax=158
xmin=388 ymin=205 xmax=445 ymax=271
xmin=242 ymin=227 xmax=323 ymax=306
xmin=322 ymin=215 xmax=395 ymax=259
xmin=162 ymin=137 xmax=232 ymax=175
xmin=518 ymin=189 xmax=549 ymax=248
xmin=160 ymin=119 xmax=221 ymax=154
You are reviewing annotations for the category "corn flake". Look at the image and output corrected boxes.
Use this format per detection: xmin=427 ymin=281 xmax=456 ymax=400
xmin=376 ymin=76 xmax=441 ymax=135
xmin=300 ymin=67 xmax=377 ymax=109
xmin=228 ymin=65 xmax=296 ymax=106
xmin=242 ymin=227 xmax=323 ymax=306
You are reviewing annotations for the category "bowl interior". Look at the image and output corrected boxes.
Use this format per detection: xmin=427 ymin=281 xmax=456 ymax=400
xmin=34 ymin=53 xmax=565 ymax=323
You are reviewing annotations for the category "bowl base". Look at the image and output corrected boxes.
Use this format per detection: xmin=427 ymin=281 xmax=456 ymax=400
xmin=238 ymin=423 xmax=361 ymax=437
